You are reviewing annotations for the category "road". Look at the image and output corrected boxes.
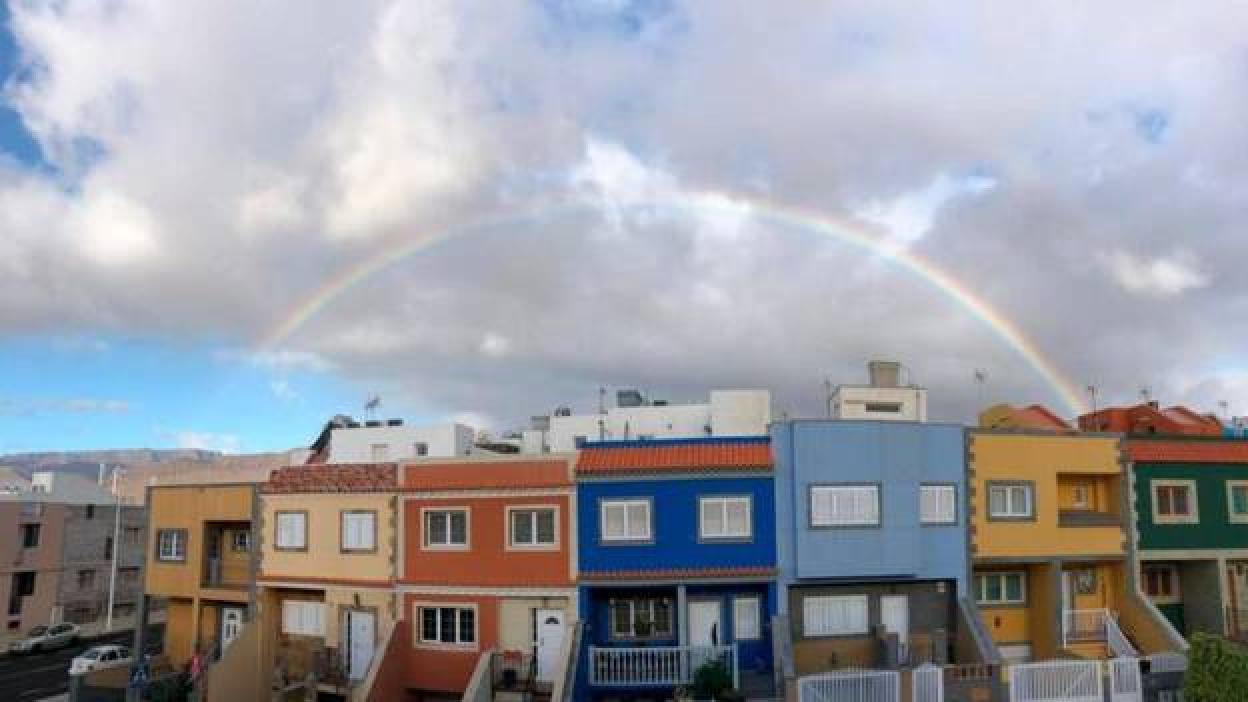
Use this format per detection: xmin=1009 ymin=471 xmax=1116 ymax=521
xmin=0 ymin=630 xmax=133 ymax=701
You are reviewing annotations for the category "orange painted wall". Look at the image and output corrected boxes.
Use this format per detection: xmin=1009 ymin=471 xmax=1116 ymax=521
xmin=401 ymin=592 xmax=500 ymax=694
xmin=402 ymin=495 xmax=574 ymax=587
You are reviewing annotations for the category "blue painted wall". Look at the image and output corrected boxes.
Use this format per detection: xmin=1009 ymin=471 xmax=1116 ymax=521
xmin=577 ymin=474 xmax=777 ymax=573
xmin=772 ymin=420 xmax=969 ymax=600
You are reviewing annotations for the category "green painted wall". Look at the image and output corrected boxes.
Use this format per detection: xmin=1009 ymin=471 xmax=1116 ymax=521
xmin=1135 ymin=462 xmax=1248 ymax=550
xmin=1157 ymin=602 xmax=1186 ymax=635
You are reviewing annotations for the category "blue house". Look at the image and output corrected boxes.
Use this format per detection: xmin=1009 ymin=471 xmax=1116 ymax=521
xmin=575 ymin=437 xmax=778 ymax=699
xmin=772 ymin=419 xmax=992 ymax=674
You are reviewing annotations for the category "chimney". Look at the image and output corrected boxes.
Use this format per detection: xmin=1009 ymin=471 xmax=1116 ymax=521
xmin=868 ymin=360 xmax=902 ymax=388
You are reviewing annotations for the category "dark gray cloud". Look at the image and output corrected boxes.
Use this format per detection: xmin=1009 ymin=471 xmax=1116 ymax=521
xmin=3 ymin=0 xmax=1248 ymax=429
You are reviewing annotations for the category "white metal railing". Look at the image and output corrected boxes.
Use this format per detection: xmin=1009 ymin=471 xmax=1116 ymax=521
xmin=1008 ymin=659 xmax=1101 ymax=702
xmin=1105 ymin=614 xmax=1137 ymax=658
xmin=912 ymin=664 xmax=943 ymax=702
xmin=588 ymin=645 xmax=734 ymax=688
xmin=1062 ymin=609 xmax=1108 ymax=647
xmin=1145 ymin=652 xmax=1187 ymax=673
xmin=1108 ymin=658 xmax=1142 ymax=702
xmin=798 ymin=669 xmax=900 ymax=702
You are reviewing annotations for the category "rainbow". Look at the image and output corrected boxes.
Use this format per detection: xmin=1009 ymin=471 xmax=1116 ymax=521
xmin=260 ymin=192 xmax=1089 ymax=417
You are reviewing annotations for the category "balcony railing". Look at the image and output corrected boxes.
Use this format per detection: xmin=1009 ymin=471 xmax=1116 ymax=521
xmin=1058 ymin=510 xmax=1121 ymax=527
xmin=1062 ymin=609 xmax=1136 ymax=657
xmin=588 ymin=645 xmax=735 ymax=688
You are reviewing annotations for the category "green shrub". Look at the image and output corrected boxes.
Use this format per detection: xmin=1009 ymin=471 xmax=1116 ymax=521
xmin=692 ymin=660 xmax=734 ymax=699
xmin=1185 ymin=633 xmax=1248 ymax=701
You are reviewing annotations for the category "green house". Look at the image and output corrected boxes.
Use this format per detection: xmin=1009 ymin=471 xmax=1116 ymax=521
xmin=1131 ymin=437 xmax=1248 ymax=639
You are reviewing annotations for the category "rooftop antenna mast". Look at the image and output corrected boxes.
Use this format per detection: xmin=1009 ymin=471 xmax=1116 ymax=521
xmin=1219 ymin=400 xmax=1230 ymax=420
xmin=1139 ymin=386 xmax=1152 ymax=403
xmin=1086 ymin=385 xmax=1098 ymax=414
xmin=364 ymin=394 xmax=381 ymax=420
xmin=824 ymin=378 xmax=834 ymax=418
xmin=973 ymin=369 xmax=988 ymax=409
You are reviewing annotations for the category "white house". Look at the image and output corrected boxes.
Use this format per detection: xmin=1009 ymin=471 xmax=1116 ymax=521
xmin=308 ymin=416 xmax=477 ymax=463
xmin=829 ymin=360 xmax=928 ymax=422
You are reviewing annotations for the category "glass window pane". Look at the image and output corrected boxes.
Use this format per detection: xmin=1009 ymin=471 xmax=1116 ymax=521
xmin=421 ymin=608 xmax=437 ymax=641
xmin=986 ymin=575 xmax=1002 ymax=602
xmin=536 ymin=510 xmax=556 ymax=544
xmin=512 ymin=511 xmax=533 ymax=544
xmin=653 ymin=600 xmax=672 ymax=635
xmin=989 ymin=487 xmax=1007 ymax=515
xmin=1234 ymin=487 xmax=1248 ymax=515
xmin=427 ymin=512 xmax=446 ymax=544
xmin=726 ymin=499 xmax=750 ymax=536
xmin=458 ymin=609 xmax=475 ymax=643
xmin=1005 ymin=574 xmax=1023 ymax=602
xmin=627 ymin=503 xmax=649 ymax=538
xmin=611 ymin=601 xmax=631 ymax=637
xmin=439 ymin=608 xmax=456 ymax=643
xmin=450 ymin=512 xmax=467 ymax=544
xmin=703 ymin=500 xmax=725 ymax=536
xmin=604 ymin=504 xmax=625 ymax=539
xmin=1173 ymin=487 xmax=1188 ymax=515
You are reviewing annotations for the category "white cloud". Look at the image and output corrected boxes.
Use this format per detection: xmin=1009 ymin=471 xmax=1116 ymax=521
xmin=479 ymin=332 xmax=511 ymax=359
xmin=72 ymin=190 xmax=159 ymax=266
xmin=1102 ymin=250 xmax=1210 ymax=297
xmin=218 ymin=349 xmax=334 ymax=373
xmin=0 ymin=397 xmax=131 ymax=416
xmin=172 ymin=430 xmax=241 ymax=453
xmin=855 ymin=172 xmax=997 ymax=247
xmin=269 ymin=379 xmax=297 ymax=401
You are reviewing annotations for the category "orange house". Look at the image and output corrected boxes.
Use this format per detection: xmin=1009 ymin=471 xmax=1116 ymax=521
xmin=396 ymin=455 xmax=578 ymax=699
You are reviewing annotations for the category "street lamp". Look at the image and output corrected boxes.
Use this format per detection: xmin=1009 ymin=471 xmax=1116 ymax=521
xmin=105 ymin=465 xmax=124 ymax=633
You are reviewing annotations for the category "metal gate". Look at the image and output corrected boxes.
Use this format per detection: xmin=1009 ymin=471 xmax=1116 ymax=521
xmin=913 ymin=664 xmax=943 ymax=702
xmin=1109 ymin=657 xmax=1142 ymax=702
xmin=798 ymin=669 xmax=901 ymax=702
xmin=1009 ymin=660 xmax=1101 ymax=702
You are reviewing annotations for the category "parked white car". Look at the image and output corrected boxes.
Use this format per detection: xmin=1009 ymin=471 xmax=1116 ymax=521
xmin=69 ymin=644 xmax=132 ymax=675
xmin=8 ymin=622 xmax=81 ymax=654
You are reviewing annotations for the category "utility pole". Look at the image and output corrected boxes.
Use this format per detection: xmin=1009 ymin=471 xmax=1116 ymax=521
xmin=106 ymin=465 xmax=123 ymax=632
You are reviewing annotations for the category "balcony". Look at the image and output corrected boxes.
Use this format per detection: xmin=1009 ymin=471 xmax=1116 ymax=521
xmin=588 ymin=645 xmax=736 ymax=688
xmin=201 ymin=522 xmax=251 ymax=589
xmin=1058 ymin=510 xmax=1121 ymax=528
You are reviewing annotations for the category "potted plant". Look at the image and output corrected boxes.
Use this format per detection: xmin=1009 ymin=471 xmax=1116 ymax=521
xmin=691 ymin=660 xmax=741 ymax=701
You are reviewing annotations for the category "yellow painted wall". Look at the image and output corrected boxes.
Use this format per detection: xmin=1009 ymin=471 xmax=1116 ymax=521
xmin=323 ymin=588 xmax=395 ymax=648
xmin=1029 ymin=563 xmax=1059 ymax=659
xmin=260 ymin=493 xmax=395 ymax=581
xmin=970 ymin=433 xmax=1126 ymax=559
xmin=146 ymin=485 xmax=255 ymax=597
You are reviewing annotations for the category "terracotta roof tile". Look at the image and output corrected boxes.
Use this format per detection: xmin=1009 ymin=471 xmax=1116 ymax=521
xmin=579 ymin=566 xmax=776 ymax=581
xmin=262 ymin=463 xmax=397 ymax=493
xmin=576 ymin=438 xmax=771 ymax=476
xmin=402 ymin=460 xmax=571 ymax=490
xmin=1128 ymin=440 xmax=1248 ymax=463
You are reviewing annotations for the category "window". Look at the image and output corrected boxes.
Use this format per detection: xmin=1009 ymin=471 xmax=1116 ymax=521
xmin=413 ymin=442 xmax=429 ymax=457
xmin=733 ymin=597 xmax=761 ymax=640
xmin=920 ymin=485 xmax=957 ymax=525
xmin=282 ymin=601 xmax=326 ymax=637
xmin=417 ymin=606 xmax=476 ymax=645
xmin=231 ymin=531 xmax=251 ymax=552
xmin=21 ymin=502 xmax=43 ymax=517
xmin=1071 ymin=483 xmax=1092 ymax=509
xmin=600 ymin=499 xmax=652 ymax=542
xmin=803 ymin=595 xmax=868 ymax=637
xmin=987 ymin=483 xmax=1034 ymax=519
xmin=104 ymin=536 xmax=113 ymax=561
xmin=508 ymin=507 xmax=557 ymax=548
xmin=1228 ymin=482 xmax=1248 ymax=524
xmin=119 ymin=567 xmax=140 ymax=586
xmin=1144 ymin=566 xmax=1179 ymax=601
xmin=86 ymin=505 xmax=96 ymax=519
xmin=424 ymin=509 xmax=469 ymax=549
xmin=275 ymin=512 xmax=308 ymax=550
xmin=975 ymin=572 xmax=1026 ymax=605
xmin=20 ymin=524 xmax=40 ymax=549
xmin=341 ymin=511 xmax=377 ymax=552
xmin=864 ymin=402 xmax=903 ymax=413
xmin=609 ymin=598 xmax=673 ymax=639
xmin=124 ymin=527 xmax=143 ymax=546
xmin=156 ymin=529 xmax=186 ymax=562
xmin=1152 ymin=480 xmax=1198 ymax=524
xmin=700 ymin=496 xmax=752 ymax=540
xmin=370 ymin=443 xmax=389 ymax=461
xmin=810 ymin=485 xmax=879 ymax=527
xmin=77 ymin=570 xmax=95 ymax=590
xmin=13 ymin=571 xmax=36 ymax=596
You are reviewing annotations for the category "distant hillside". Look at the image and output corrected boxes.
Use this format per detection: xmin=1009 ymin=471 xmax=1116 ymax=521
xmin=1 ymin=449 xmax=221 ymax=474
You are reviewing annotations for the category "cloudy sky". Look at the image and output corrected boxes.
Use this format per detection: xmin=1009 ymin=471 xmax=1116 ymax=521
xmin=1 ymin=0 xmax=1246 ymax=453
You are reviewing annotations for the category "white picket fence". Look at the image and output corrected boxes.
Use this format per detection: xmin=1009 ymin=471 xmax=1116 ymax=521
xmin=913 ymin=663 xmax=943 ymax=702
xmin=1009 ymin=659 xmax=1102 ymax=702
xmin=797 ymin=669 xmax=900 ymax=702
xmin=587 ymin=644 xmax=734 ymax=687
xmin=1108 ymin=658 xmax=1142 ymax=702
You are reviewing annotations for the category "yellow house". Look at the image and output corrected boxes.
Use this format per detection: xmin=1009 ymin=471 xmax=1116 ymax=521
xmin=256 ymin=464 xmax=399 ymax=697
xmin=969 ymin=422 xmax=1181 ymax=662
xmin=143 ymin=483 xmax=257 ymax=667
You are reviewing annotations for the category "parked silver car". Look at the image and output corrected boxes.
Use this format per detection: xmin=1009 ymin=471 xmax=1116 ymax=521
xmin=69 ymin=644 xmax=132 ymax=675
xmin=8 ymin=622 xmax=81 ymax=654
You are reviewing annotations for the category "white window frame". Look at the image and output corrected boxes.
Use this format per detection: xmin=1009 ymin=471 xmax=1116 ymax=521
xmin=699 ymin=495 xmax=753 ymax=541
xmin=1143 ymin=564 xmax=1181 ymax=604
xmin=599 ymin=499 xmax=652 ymax=543
xmin=810 ymin=485 xmax=880 ymax=527
xmin=413 ymin=602 xmax=478 ymax=648
xmin=341 ymin=510 xmax=377 ymax=552
xmin=1228 ymin=481 xmax=1248 ymax=524
xmin=281 ymin=601 xmax=326 ymax=637
xmin=987 ymin=483 xmax=1034 ymax=519
xmin=975 ymin=572 xmax=1027 ymax=606
xmin=608 ymin=597 xmax=674 ymax=639
xmin=275 ymin=511 xmax=308 ymax=550
xmin=422 ymin=507 xmax=470 ymax=550
xmin=733 ymin=596 xmax=761 ymax=641
xmin=802 ymin=594 xmax=869 ymax=637
xmin=506 ymin=505 xmax=559 ymax=550
xmin=1151 ymin=479 xmax=1199 ymax=525
xmin=919 ymin=484 xmax=957 ymax=525
xmin=413 ymin=442 xmax=429 ymax=457
xmin=156 ymin=529 xmax=185 ymax=562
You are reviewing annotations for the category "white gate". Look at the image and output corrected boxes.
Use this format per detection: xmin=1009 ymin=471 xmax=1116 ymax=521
xmin=913 ymin=664 xmax=943 ymax=702
xmin=798 ymin=669 xmax=900 ymax=702
xmin=1009 ymin=660 xmax=1102 ymax=702
xmin=1109 ymin=657 xmax=1142 ymax=702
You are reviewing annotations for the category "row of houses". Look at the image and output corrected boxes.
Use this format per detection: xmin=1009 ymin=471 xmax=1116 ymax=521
xmin=132 ymin=381 xmax=1248 ymax=701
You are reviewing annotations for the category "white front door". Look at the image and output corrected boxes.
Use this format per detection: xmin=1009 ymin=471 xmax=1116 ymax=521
xmin=535 ymin=609 xmax=566 ymax=682
xmin=880 ymin=596 xmax=909 ymax=658
xmin=346 ymin=610 xmax=376 ymax=682
xmin=220 ymin=607 xmax=244 ymax=652
xmin=688 ymin=600 xmax=722 ymax=646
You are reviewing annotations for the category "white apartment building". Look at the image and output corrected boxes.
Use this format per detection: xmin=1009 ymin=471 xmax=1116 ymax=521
xmin=522 ymin=388 xmax=772 ymax=453
xmin=829 ymin=360 xmax=928 ymax=422
xmin=308 ymin=417 xmax=477 ymax=463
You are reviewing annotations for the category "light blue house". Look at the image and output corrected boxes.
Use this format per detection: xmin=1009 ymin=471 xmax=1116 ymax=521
xmin=772 ymin=419 xmax=992 ymax=673
xmin=574 ymin=437 xmax=778 ymax=699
